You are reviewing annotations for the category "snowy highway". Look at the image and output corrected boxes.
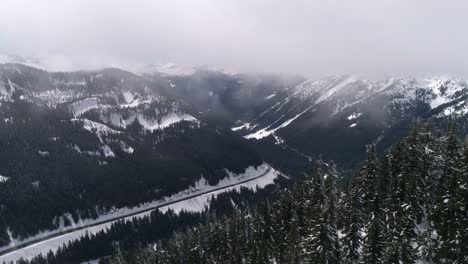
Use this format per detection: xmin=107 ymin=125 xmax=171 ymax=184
xmin=0 ymin=165 xmax=278 ymax=263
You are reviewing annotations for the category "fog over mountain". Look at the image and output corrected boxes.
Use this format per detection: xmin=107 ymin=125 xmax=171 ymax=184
xmin=1 ymin=0 xmax=468 ymax=77
xmin=1 ymin=2 xmax=468 ymax=263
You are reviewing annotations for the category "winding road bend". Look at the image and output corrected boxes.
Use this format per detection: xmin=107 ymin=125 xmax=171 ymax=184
xmin=0 ymin=167 xmax=274 ymax=263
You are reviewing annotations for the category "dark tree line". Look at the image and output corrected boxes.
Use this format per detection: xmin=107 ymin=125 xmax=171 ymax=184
xmin=4 ymin=123 xmax=467 ymax=264
xmin=101 ymin=124 xmax=467 ymax=264
xmin=0 ymin=99 xmax=262 ymax=245
xmin=2 ymin=185 xmax=281 ymax=264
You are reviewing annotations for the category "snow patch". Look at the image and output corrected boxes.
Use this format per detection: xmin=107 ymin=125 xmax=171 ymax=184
xmin=101 ymin=145 xmax=115 ymax=158
xmin=120 ymin=141 xmax=134 ymax=154
xmin=105 ymin=111 xmax=198 ymax=132
xmin=0 ymin=80 xmax=14 ymax=101
xmin=72 ymin=145 xmax=100 ymax=157
xmin=122 ymin=91 xmax=134 ymax=103
xmin=438 ymin=100 xmax=468 ymax=117
xmin=136 ymin=113 xmax=198 ymax=131
xmin=37 ymin=151 xmax=50 ymax=157
xmin=315 ymin=75 xmax=357 ymax=104
xmin=81 ymin=119 xmax=122 ymax=138
xmin=245 ymin=106 xmax=314 ymax=140
xmin=159 ymin=164 xmax=278 ymax=214
xmin=0 ymin=164 xmax=278 ymax=262
xmin=231 ymin=122 xmax=253 ymax=131
xmin=347 ymin=112 xmax=362 ymax=120
xmin=0 ymin=175 xmax=9 ymax=183
xmin=69 ymin=98 xmax=98 ymax=117
xmin=168 ymin=80 xmax=176 ymax=88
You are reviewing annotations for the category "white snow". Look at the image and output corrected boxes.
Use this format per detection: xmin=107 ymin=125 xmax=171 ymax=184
xmin=265 ymin=93 xmax=276 ymax=99
xmin=33 ymin=89 xmax=84 ymax=107
xmin=107 ymin=112 xmax=137 ymax=128
xmin=273 ymin=134 xmax=285 ymax=145
xmin=0 ymin=80 xmax=14 ymax=101
xmin=289 ymin=75 xmax=467 ymax=118
xmin=231 ymin=122 xmax=253 ymax=131
xmin=80 ymin=118 xmax=122 ymax=140
xmin=37 ymin=151 xmax=50 ymax=157
xmin=315 ymin=75 xmax=357 ymax=104
xmin=105 ymin=112 xmax=198 ymax=132
xmin=350 ymin=123 xmax=358 ymax=128
xmin=0 ymin=175 xmax=9 ymax=183
xmin=122 ymin=91 xmax=134 ymax=104
xmin=120 ymin=141 xmax=134 ymax=154
xmin=160 ymin=164 xmax=278 ymax=214
xmin=439 ymin=101 xmax=468 ymax=117
xmin=72 ymin=145 xmax=100 ymax=157
xmin=412 ymin=76 xmax=467 ymax=109
xmin=101 ymin=145 xmax=115 ymax=158
xmin=0 ymin=163 xmax=278 ymax=263
xmin=160 ymin=168 xmax=278 ymax=214
xmin=347 ymin=112 xmax=362 ymax=120
xmin=168 ymin=80 xmax=176 ymax=88
xmin=118 ymin=93 xmax=152 ymax=109
xmin=244 ymin=106 xmax=314 ymax=140
xmin=69 ymin=98 xmax=99 ymax=117
xmin=136 ymin=113 xmax=198 ymax=131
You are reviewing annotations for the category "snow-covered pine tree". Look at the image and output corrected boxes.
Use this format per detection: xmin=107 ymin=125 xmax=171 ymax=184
xmin=360 ymin=210 xmax=385 ymax=264
xmin=301 ymin=161 xmax=341 ymax=264
xmin=324 ymin=162 xmax=341 ymax=263
xmin=300 ymin=161 xmax=325 ymax=263
xmin=271 ymin=190 xmax=295 ymax=262
xmin=341 ymin=175 xmax=364 ymax=264
xmin=404 ymin=125 xmax=425 ymax=224
xmin=360 ymin=149 xmax=385 ymax=264
xmin=432 ymin=123 xmax=462 ymax=262
xmin=386 ymin=140 xmax=421 ymax=263
xmin=455 ymin=144 xmax=468 ymax=263
xmin=359 ymin=144 xmax=380 ymax=216
xmin=285 ymin=211 xmax=301 ymax=264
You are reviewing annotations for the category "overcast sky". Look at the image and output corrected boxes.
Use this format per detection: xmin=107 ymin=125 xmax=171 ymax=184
xmin=1 ymin=0 xmax=468 ymax=77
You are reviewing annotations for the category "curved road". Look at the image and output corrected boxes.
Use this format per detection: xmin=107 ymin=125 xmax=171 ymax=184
xmin=0 ymin=167 xmax=273 ymax=262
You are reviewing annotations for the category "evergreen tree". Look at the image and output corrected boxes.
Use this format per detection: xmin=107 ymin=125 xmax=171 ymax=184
xmin=432 ymin=124 xmax=462 ymax=262
xmin=455 ymin=144 xmax=468 ymax=263
xmin=341 ymin=176 xmax=364 ymax=264
xmin=361 ymin=158 xmax=385 ymax=264
xmin=302 ymin=161 xmax=340 ymax=264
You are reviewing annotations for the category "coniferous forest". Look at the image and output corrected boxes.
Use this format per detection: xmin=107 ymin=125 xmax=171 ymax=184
xmin=8 ymin=123 xmax=466 ymax=264
xmin=103 ymin=124 xmax=467 ymax=264
xmin=3 ymin=2 xmax=468 ymax=263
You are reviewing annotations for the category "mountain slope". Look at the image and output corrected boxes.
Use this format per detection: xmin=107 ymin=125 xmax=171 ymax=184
xmin=0 ymin=64 xmax=263 ymax=246
xmin=230 ymin=75 xmax=468 ymax=168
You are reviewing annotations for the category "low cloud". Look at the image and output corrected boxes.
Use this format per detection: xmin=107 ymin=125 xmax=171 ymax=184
xmin=1 ymin=0 xmax=468 ymax=77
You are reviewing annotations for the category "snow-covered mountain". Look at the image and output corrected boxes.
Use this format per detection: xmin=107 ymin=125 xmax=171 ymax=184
xmin=236 ymin=74 xmax=467 ymax=137
xmin=0 ymin=64 xmax=203 ymax=157
xmin=1 ymin=62 xmax=467 ymax=249
xmin=0 ymin=63 xmax=264 ymax=245
xmin=225 ymin=74 xmax=468 ymax=168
